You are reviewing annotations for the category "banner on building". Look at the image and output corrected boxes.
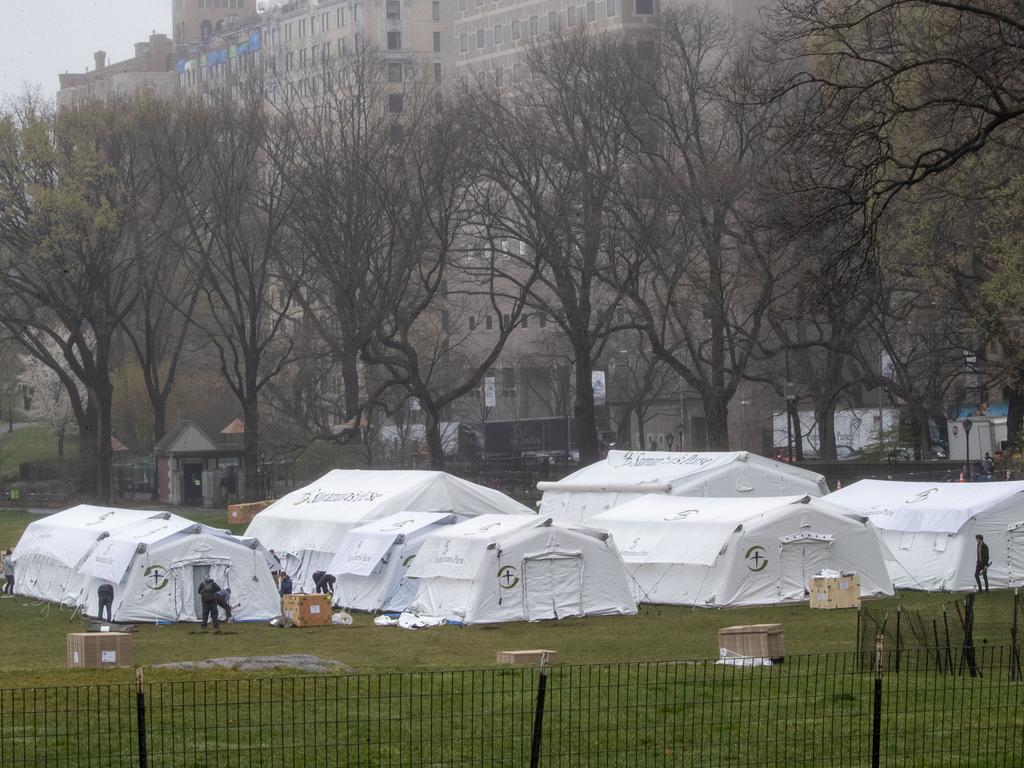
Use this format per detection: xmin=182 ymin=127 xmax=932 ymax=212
xmin=593 ymin=370 xmax=606 ymax=406
xmin=484 ymin=377 xmax=496 ymax=407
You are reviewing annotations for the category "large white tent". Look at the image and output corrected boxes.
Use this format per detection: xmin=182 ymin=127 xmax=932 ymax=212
xmin=326 ymin=511 xmax=458 ymax=613
xmin=828 ymin=480 xmax=1024 ymax=591
xmin=591 ymin=495 xmax=893 ymax=607
xmin=405 ymin=514 xmax=637 ymax=624
xmin=245 ymin=470 xmax=533 ymax=590
xmin=75 ymin=514 xmax=281 ymax=623
xmin=538 ymin=451 xmax=829 ymax=523
xmin=12 ymin=505 xmax=167 ymax=606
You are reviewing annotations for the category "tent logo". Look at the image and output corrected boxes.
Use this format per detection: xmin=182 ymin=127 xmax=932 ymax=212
xmin=386 ymin=519 xmax=415 ymax=530
xmin=497 ymin=566 xmax=520 ymax=589
xmin=664 ymin=509 xmax=698 ymax=521
xmin=144 ymin=565 xmax=169 ymax=590
xmin=905 ymin=488 xmax=939 ymax=504
xmin=85 ymin=512 xmax=116 ymax=526
xmin=402 ymin=555 xmax=416 ymax=568
xmin=745 ymin=546 xmax=768 ymax=572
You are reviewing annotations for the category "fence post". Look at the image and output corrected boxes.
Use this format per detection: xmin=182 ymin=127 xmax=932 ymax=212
xmin=871 ymin=635 xmax=883 ymax=768
xmin=529 ymin=656 xmax=550 ymax=768
xmin=961 ymin=593 xmax=979 ymax=678
xmin=894 ymin=606 xmax=902 ymax=672
xmin=135 ymin=667 xmax=148 ymax=768
xmin=1011 ymin=589 xmax=1021 ymax=681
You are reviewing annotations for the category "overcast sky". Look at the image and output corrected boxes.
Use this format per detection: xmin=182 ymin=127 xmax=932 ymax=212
xmin=0 ymin=1 xmax=172 ymax=103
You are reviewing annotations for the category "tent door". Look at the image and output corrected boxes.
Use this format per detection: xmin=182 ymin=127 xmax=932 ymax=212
xmin=172 ymin=561 xmax=231 ymax=621
xmin=778 ymin=538 xmax=832 ymax=600
xmin=523 ymin=554 xmax=584 ymax=621
xmin=1009 ymin=523 xmax=1024 ymax=587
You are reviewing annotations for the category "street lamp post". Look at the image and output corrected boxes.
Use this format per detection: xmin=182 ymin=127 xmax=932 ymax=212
xmin=963 ymin=419 xmax=973 ymax=480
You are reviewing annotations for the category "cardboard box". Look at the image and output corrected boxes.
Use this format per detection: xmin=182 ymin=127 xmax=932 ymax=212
xmin=227 ymin=500 xmax=274 ymax=526
xmin=809 ymin=574 xmax=861 ymax=610
xmin=281 ymin=594 xmax=333 ymax=627
xmin=718 ymin=624 xmax=785 ymax=661
xmin=496 ymin=650 xmax=559 ymax=666
xmin=67 ymin=632 xmax=133 ymax=669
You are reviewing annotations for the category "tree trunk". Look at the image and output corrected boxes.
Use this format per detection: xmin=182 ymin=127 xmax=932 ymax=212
xmin=815 ymin=401 xmax=837 ymax=461
xmin=573 ymin=354 xmax=600 ymax=464
xmin=341 ymin=349 xmax=361 ymax=427
xmin=77 ymin=403 xmax=99 ymax=498
xmin=242 ymin=398 xmax=260 ymax=502
xmin=94 ymin=375 xmax=114 ymax=504
xmin=152 ymin=395 xmax=168 ymax=444
xmin=1006 ymin=380 xmax=1024 ymax=450
xmin=422 ymin=405 xmax=447 ymax=470
xmin=703 ymin=391 xmax=730 ymax=451
xmin=787 ymin=399 xmax=804 ymax=461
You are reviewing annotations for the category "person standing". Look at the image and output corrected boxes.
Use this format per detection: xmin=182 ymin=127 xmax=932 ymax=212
xmin=279 ymin=572 xmax=293 ymax=596
xmin=97 ymin=583 xmax=115 ymax=622
xmin=2 ymin=550 xmax=14 ymax=595
xmin=975 ymin=534 xmax=991 ymax=593
xmin=197 ymin=576 xmax=222 ymax=629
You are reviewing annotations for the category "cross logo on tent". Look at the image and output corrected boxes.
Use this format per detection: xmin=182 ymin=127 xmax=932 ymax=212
xmin=745 ymin=546 xmax=768 ymax=572
xmin=497 ymin=565 xmax=520 ymax=589
xmin=144 ymin=565 xmax=169 ymax=590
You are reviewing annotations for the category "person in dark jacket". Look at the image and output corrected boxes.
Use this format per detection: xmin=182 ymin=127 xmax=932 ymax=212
xmin=97 ymin=583 xmax=115 ymax=622
xmin=2 ymin=550 xmax=13 ymax=595
xmin=279 ymin=572 xmax=293 ymax=596
xmin=312 ymin=570 xmax=336 ymax=595
xmin=198 ymin=576 xmax=222 ymax=629
xmin=215 ymin=586 xmax=233 ymax=623
xmin=975 ymin=534 xmax=991 ymax=593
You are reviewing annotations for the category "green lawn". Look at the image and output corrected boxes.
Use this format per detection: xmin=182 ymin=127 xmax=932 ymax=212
xmin=0 ymin=423 xmax=75 ymax=480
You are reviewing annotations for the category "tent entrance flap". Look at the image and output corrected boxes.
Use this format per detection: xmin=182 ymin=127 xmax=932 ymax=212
xmin=173 ymin=560 xmax=231 ymax=621
xmin=1009 ymin=521 xmax=1024 ymax=587
xmin=522 ymin=553 xmax=584 ymax=621
xmin=778 ymin=538 xmax=832 ymax=601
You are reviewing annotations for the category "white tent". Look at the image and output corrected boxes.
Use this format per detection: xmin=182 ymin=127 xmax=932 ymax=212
xmin=11 ymin=505 xmax=281 ymax=623
xmin=245 ymin=470 xmax=533 ymax=591
xmin=12 ymin=505 xmax=167 ymax=605
xmin=591 ymin=495 xmax=893 ymax=607
xmin=827 ymin=480 xmax=1024 ymax=591
xmin=538 ymin=451 xmax=829 ymax=523
xmin=75 ymin=514 xmax=281 ymax=623
xmin=405 ymin=514 xmax=637 ymax=624
xmin=326 ymin=511 xmax=458 ymax=613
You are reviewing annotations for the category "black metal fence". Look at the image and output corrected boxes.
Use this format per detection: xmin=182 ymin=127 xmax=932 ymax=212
xmin=2 ymin=646 xmax=1023 ymax=768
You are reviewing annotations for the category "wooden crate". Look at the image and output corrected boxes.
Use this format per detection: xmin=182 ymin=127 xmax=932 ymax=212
xmin=281 ymin=594 xmax=333 ymax=627
xmin=496 ymin=650 xmax=559 ymax=666
xmin=809 ymin=574 xmax=861 ymax=610
xmin=718 ymin=624 xmax=784 ymax=661
xmin=67 ymin=632 xmax=133 ymax=668
xmin=227 ymin=500 xmax=274 ymax=526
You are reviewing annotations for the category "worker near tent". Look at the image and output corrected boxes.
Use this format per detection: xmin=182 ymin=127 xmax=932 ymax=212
xmin=2 ymin=550 xmax=13 ymax=595
xmin=975 ymin=534 xmax=991 ymax=593
xmin=215 ymin=585 xmax=234 ymax=623
xmin=96 ymin=583 xmax=115 ymax=622
xmin=197 ymin=576 xmax=222 ymax=629
xmin=279 ymin=572 xmax=293 ymax=596
xmin=312 ymin=570 xmax=336 ymax=595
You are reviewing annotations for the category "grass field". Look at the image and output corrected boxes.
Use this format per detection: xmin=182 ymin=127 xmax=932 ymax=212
xmin=0 ymin=423 xmax=74 ymax=480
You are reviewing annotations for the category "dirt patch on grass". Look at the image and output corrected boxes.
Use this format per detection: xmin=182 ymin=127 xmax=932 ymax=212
xmin=154 ymin=654 xmax=356 ymax=674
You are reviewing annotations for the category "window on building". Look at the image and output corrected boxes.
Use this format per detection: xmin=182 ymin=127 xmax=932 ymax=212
xmin=469 ymin=316 xmax=477 ymax=331
xmin=299 ymin=48 xmax=307 ymax=66
xmin=548 ymin=11 xmax=557 ymax=30
xmin=635 ymin=0 xmax=653 ymax=13
xmin=354 ymin=4 xmax=362 ymax=23
xmin=459 ymin=0 xmax=467 ymax=9
xmin=485 ymin=315 xmax=493 ymax=330
xmin=387 ymin=31 xmax=401 ymax=49
xmin=587 ymin=1 xmax=596 ymax=20
xmin=311 ymin=15 xmax=317 ymax=34
xmin=285 ymin=23 xmax=292 ymax=41
xmin=522 ymin=314 xmax=529 ymax=328
xmin=529 ymin=15 xmax=538 ymax=35
xmin=512 ymin=19 xmax=521 ymax=38
xmin=433 ymin=1 xmax=441 ymax=19
xmin=386 ymin=0 xmax=401 ymax=20
xmin=388 ymin=62 xmax=403 ymax=82
xmin=513 ymin=62 xmax=522 ymax=81
xmin=495 ymin=66 xmax=503 ymax=86
xmin=460 ymin=32 xmax=468 ymax=52
xmin=539 ymin=314 xmax=547 ymax=328
xmin=434 ymin=62 xmax=442 ymax=81
xmin=323 ymin=12 xmax=330 ymax=30
xmin=434 ymin=31 xmax=441 ymax=51
xmin=355 ymin=32 xmax=363 ymax=50
xmin=567 ymin=6 xmax=577 ymax=25
xmin=494 ymin=24 xmax=503 ymax=44
xmin=389 ymin=93 xmax=403 ymax=113
xmin=606 ymin=0 xmax=616 ymax=16
xmin=502 ymin=367 xmax=516 ymax=395
xmin=477 ymin=28 xmax=484 ymax=48
xmin=300 ymin=19 xmax=307 ymax=37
